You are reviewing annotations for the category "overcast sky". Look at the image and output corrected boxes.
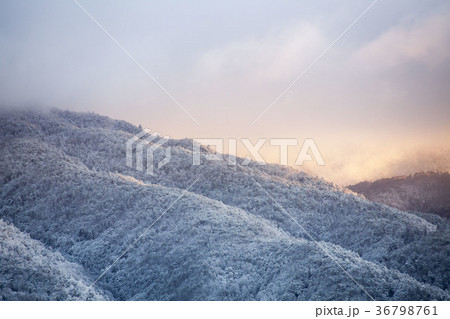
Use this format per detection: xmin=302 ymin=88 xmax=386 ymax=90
xmin=1 ymin=0 xmax=449 ymax=184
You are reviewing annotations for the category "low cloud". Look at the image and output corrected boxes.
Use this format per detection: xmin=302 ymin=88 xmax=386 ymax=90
xmin=354 ymin=12 xmax=450 ymax=68
xmin=196 ymin=23 xmax=327 ymax=83
xmin=301 ymin=140 xmax=450 ymax=186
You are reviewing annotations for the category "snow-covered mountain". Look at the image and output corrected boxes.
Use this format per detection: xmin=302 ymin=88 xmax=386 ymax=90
xmin=349 ymin=172 xmax=450 ymax=219
xmin=0 ymin=108 xmax=448 ymax=300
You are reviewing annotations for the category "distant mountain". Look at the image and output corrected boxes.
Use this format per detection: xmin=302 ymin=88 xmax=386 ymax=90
xmin=348 ymin=172 xmax=450 ymax=219
xmin=0 ymin=108 xmax=449 ymax=300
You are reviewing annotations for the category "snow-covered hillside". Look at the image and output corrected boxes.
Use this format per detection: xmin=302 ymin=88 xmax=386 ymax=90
xmin=349 ymin=172 xmax=450 ymax=219
xmin=0 ymin=109 xmax=448 ymax=300
xmin=0 ymin=219 xmax=108 ymax=300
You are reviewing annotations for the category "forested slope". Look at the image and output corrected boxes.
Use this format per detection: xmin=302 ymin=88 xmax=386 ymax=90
xmin=349 ymin=172 xmax=450 ymax=218
xmin=0 ymin=219 xmax=107 ymax=300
